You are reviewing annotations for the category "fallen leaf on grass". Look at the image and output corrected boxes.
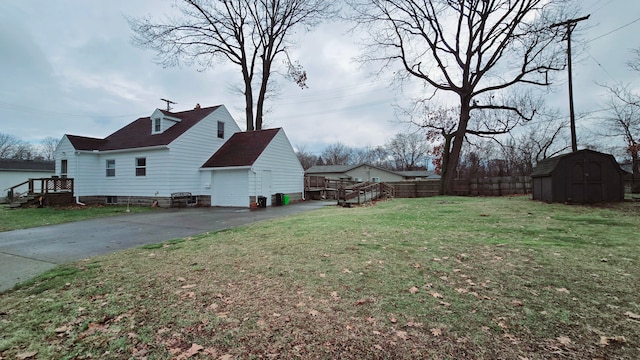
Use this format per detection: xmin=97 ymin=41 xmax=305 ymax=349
xmin=55 ymin=325 xmax=71 ymax=333
xmin=176 ymin=343 xmax=203 ymax=359
xmin=429 ymin=291 xmax=444 ymax=299
xmin=556 ymin=288 xmax=570 ymax=294
xmin=181 ymin=284 xmax=197 ymax=289
xmin=309 ymin=310 xmax=319 ymax=317
xmin=395 ymin=330 xmax=408 ymax=340
xmin=413 ymin=263 xmax=421 ymax=269
xmin=177 ymin=277 xmax=186 ymax=282
xmin=342 ymin=268 xmax=352 ymax=274
xmin=511 ymin=300 xmax=523 ymax=307
xmin=373 ymin=344 xmax=383 ymax=351
xmin=409 ymin=286 xmax=419 ymax=294
xmin=624 ymin=311 xmax=640 ymax=320
xmin=355 ymin=298 xmax=368 ymax=306
xmin=439 ymin=301 xmax=451 ymax=307
xmin=16 ymin=351 xmax=38 ymax=359
xmin=219 ymin=354 xmax=234 ymax=360
xmin=390 ymin=317 xmax=398 ymax=323
xmin=557 ymin=336 xmax=571 ymax=345
xmin=430 ymin=328 xmax=442 ymax=336
xmin=599 ymin=336 xmax=626 ymax=346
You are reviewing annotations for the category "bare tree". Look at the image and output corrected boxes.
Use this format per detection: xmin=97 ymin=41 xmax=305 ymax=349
xmin=0 ymin=133 xmax=34 ymax=159
xmin=321 ymin=142 xmax=354 ymax=165
xmin=347 ymin=0 xmax=571 ymax=194
xmin=295 ymin=144 xmax=318 ymax=170
xmin=601 ymin=84 xmax=640 ymax=193
xmin=39 ymin=136 xmax=59 ymax=161
xmin=386 ymin=132 xmax=430 ymax=170
xmin=352 ymin=146 xmax=392 ymax=168
xmin=129 ymin=0 xmax=334 ymax=131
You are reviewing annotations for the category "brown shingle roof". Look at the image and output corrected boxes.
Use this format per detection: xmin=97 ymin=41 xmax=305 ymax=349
xmin=66 ymin=106 xmax=221 ymax=151
xmin=201 ymin=128 xmax=280 ymax=168
xmin=0 ymin=159 xmax=55 ymax=172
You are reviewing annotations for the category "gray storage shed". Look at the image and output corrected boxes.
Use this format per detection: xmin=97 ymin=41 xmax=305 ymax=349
xmin=531 ymin=149 xmax=625 ymax=203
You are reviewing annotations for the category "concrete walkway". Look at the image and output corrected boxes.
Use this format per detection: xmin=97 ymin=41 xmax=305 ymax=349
xmin=0 ymin=201 xmax=334 ymax=292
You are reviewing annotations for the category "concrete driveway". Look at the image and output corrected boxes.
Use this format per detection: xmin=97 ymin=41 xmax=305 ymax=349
xmin=0 ymin=201 xmax=334 ymax=292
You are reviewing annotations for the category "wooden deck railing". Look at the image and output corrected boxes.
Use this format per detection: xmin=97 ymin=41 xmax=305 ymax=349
xmin=7 ymin=178 xmax=74 ymax=200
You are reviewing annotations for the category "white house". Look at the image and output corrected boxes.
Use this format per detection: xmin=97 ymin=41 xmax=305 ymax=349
xmin=54 ymin=104 xmax=304 ymax=207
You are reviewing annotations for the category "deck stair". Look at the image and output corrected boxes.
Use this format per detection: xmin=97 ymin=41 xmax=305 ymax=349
xmin=5 ymin=178 xmax=74 ymax=209
xmin=338 ymin=182 xmax=393 ymax=207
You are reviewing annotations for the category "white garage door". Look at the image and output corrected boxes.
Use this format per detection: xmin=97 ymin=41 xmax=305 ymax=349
xmin=211 ymin=170 xmax=249 ymax=207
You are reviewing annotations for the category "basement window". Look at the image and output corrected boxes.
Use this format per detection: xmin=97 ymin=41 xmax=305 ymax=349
xmin=106 ymin=196 xmax=118 ymax=204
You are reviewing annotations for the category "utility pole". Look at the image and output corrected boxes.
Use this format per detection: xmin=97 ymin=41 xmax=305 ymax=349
xmin=551 ymin=15 xmax=590 ymax=152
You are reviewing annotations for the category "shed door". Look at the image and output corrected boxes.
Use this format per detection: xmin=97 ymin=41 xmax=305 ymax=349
xmin=569 ymin=160 xmax=602 ymax=203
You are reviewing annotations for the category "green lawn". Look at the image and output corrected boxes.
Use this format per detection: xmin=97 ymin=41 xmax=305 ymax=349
xmin=1 ymin=196 xmax=639 ymax=359
xmin=0 ymin=204 xmax=157 ymax=232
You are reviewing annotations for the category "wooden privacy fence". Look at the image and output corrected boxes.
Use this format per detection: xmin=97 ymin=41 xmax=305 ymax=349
xmin=387 ymin=176 xmax=532 ymax=198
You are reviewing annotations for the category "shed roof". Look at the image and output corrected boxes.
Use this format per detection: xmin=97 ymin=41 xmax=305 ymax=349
xmin=201 ymin=128 xmax=280 ymax=168
xmin=66 ymin=105 xmax=221 ymax=151
xmin=0 ymin=159 xmax=55 ymax=172
xmin=530 ymin=149 xmax=625 ymax=177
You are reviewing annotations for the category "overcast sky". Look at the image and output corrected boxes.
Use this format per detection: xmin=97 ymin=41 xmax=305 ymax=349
xmin=1 ymin=0 xmax=639 ymax=155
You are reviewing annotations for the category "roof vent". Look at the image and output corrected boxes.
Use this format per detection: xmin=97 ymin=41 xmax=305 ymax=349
xmin=194 ymin=103 xmax=201 ymax=109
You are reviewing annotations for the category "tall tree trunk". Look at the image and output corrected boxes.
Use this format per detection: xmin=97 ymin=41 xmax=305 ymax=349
xmin=255 ymin=65 xmax=270 ymax=131
xmin=442 ymin=101 xmax=471 ymax=195
xmin=632 ymin=147 xmax=640 ymax=193
xmin=243 ymin=66 xmax=254 ymax=131
xmin=438 ymin=134 xmax=453 ymax=195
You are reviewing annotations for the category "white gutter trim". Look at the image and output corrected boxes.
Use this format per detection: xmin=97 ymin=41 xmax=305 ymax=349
xmin=199 ymin=166 xmax=252 ymax=171
xmin=75 ymin=145 xmax=169 ymax=154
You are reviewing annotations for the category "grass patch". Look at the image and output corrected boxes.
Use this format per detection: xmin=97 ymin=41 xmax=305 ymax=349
xmin=1 ymin=196 xmax=639 ymax=359
xmin=0 ymin=204 xmax=158 ymax=232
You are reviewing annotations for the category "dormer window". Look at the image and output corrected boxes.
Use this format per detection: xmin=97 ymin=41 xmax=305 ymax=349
xmin=153 ymin=118 xmax=161 ymax=133
xmin=150 ymin=109 xmax=181 ymax=134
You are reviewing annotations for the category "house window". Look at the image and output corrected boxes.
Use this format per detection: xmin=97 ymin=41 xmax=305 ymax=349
xmin=106 ymin=159 xmax=116 ymax=177
xmin=135 ymin=157 xmax=146 ymax=176
xmin=61 ymin=159 xmax=68 ymax=178
xmin=106 ymin=196 xmax=118 ymax=204
xmin=154 ymin=118 xmax=161 ymax=133
xmin=217 ymin=121 xmax=224 ymax=139
xmin=371 ymin=177 xmax=380 ymax=183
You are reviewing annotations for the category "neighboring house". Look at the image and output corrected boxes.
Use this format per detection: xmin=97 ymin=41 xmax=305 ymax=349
xmin=395 ymin=170 xmax=441 ymax=181
xmin=54 ymin=104 xmax=303 ymax=207
xmin=1 ymin=159 xmax=55 ymax=202
xmin=305 ymin=163 xmax=405 ymax=183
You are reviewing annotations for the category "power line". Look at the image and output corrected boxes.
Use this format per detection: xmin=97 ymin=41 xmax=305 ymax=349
xmin=588 ymin=15 xmax=640 ymax=43
xmin=0 ymin=101 xmax=147 ymax=119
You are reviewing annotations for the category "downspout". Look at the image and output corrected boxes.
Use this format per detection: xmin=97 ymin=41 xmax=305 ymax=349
xmin=75 ymin=151 xmax=85 ymax=206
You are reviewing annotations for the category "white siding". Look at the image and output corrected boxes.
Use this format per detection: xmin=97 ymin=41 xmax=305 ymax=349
xmin=210 ymin=169 xmax=250 ymax=207
xmin=251 ymin=129 xmax=304 ymax=200
xmin=168 ymin=106 xmax=242 ymax=196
